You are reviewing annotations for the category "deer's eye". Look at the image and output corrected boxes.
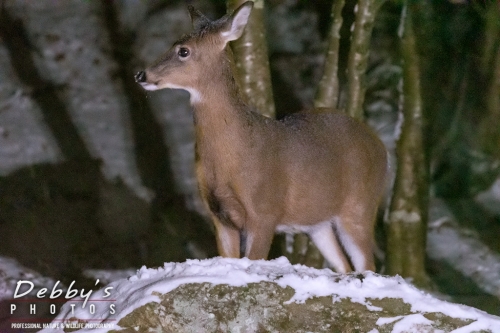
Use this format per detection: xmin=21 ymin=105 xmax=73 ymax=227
xmin=178 ymin=47 xmax=190 ymax=58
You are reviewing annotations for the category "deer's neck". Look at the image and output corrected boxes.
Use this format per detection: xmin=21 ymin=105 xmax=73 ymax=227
xmin=192 ymin=79 xmax=246 ymax=129
xmin=191 ymin=53 xmax=259 ymax=160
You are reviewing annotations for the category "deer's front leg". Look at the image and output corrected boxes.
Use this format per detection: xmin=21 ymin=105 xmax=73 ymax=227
xmin=244 ymin=219 xmax=276 ymax=260
xmin=213 ymin=218 xmax=240 ymax=258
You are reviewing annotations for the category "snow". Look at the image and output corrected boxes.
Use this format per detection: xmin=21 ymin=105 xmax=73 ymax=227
xmin=0 ymin=40 xmax=62 ymax=175
xmin=39 ymin=257 xmax=500 ymax=333
xmin=388 ymin=314 xmax=435 ymax=333
xmin=476 ymin=177 xmax=500 ymax=216
xmin=375 ymin=314 xmax=445 ymax=333
xmin=427 ymin=198 xmax=500 ymax=298
xmin=5 ymin=0 xmax=152 ymax=202
xmin=0 ymin=256 xmax=62 ymax=301
xmin=377 ymin=315 xmax=404 ymax=325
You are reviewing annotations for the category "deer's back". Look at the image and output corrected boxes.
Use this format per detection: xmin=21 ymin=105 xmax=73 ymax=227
xmin=266 ymin=111 xmax=387 ymax=222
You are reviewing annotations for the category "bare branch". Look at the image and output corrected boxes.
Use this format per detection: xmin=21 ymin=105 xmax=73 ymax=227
xmin=314 ymin=0 xmax=346 ymax=109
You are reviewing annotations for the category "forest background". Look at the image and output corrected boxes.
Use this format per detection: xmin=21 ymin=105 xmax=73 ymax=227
xmin=0 ymin=0 xmax=499 ymax=316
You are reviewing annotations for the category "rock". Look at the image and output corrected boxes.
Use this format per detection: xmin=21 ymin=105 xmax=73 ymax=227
xmin=42 ymin=257 xmax=500 ymax=332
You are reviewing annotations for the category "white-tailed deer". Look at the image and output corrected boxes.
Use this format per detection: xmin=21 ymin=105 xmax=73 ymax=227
xmin=135 ymin=1 xmax=387 ymax=272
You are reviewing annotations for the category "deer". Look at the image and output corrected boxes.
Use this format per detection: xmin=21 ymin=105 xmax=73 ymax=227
xmin=135 ymin=1 xmax=388 ymax=273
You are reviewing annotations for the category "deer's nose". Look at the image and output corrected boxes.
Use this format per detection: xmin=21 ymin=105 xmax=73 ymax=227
xmin=135 ymin=71 xmax=146 ymax=83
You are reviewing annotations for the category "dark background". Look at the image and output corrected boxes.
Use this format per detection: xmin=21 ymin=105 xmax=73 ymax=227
xmin=0 ymin=0 xmax=499 ymax=316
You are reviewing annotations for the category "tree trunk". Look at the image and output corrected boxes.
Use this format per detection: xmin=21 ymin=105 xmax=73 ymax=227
xmin=226 ymin=0 xmax=275 ymax=118
xmin=385 ymin=3 xmax=430 ymax=287
xmin=345 ymin=0 xmax=385 ymax=120
xmin=479 ymin=2 xmax=500 ymax=159
xmin=314 ymin=0 xmax=346 ymax=109
xmin=277 ymin=233 xmax=323 ymax=269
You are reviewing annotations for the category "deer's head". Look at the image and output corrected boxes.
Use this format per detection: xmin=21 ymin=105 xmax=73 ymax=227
xmin=135 ymin=2 xmax=253 ymax=103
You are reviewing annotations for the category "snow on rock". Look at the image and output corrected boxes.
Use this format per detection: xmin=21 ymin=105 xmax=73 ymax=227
xmin=41 ymin=257 xmax=500 ymax=332
xmin=427 ymin=198 xmax=500 ymax=298
xmin=0 ymin=38 xmax=62 ymax=175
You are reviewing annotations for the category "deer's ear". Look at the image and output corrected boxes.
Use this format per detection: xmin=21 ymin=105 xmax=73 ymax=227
xmin=220 ymin=1 xmax=253 ymax=44
xmin=188 ymin=5 xmax=211 ymax=31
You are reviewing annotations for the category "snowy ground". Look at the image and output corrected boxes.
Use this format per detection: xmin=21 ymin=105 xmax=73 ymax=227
xmin=428 ymin=198 xmax=500 ymax=299
xmin=0 ymin=257 xmax=61 ymax=302
xmin=26 ymin=257 xmax=500 ymax=333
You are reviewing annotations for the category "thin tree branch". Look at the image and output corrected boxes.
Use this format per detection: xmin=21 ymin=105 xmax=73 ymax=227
xmin=314 ymin=0 xmax=346 ymax=109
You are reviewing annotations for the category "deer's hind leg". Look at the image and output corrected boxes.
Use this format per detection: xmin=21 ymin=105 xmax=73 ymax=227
xmin=308 ymin=220 xmax=352 ymax=273
xmin=335 ymin=204 xmax=378 ymax=272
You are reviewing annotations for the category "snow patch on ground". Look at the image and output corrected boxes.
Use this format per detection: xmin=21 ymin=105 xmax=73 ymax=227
xmin=0 ymin=257 xmax=61 ymax=301
xmin=5 ymin=0 xmax=152 ymax=202
xmin=40 ymin=257 xmax=500 ymax=333
xmin=83 ymin=268 xmax=137 ymax=286
xmin=428 ymin=198 xmax=500 ymax=298
xmin=0 ymin=41 xmax=62 ymax=175
xmin=476 ymin=177 xmax=500 ymax=216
